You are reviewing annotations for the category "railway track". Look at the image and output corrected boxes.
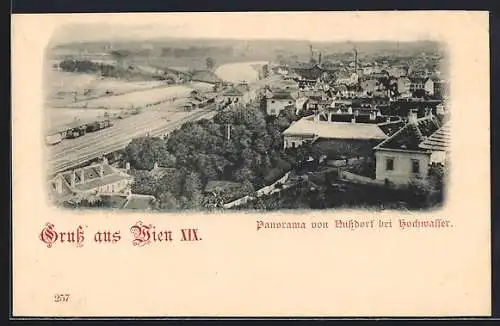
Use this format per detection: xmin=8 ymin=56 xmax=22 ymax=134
xmin=47 ymin=109 xmax=215 ymax=176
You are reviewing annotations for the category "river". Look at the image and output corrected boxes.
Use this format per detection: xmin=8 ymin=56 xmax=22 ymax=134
xmin=214 ymin=61 xmax=268 ymax=84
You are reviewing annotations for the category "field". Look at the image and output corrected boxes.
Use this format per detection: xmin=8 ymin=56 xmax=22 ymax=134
xmin=63 ymin=81 xmax=212 ymax=109
xmin=46 ymin=108 xmax=123 ymax=131
xmin=45 ymin=70 xmax=169 ymax=107
xmin=45 ymin=60 xmax=215 ymax=131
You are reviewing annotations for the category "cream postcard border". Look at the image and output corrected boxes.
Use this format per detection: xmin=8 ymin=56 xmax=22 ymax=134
xmin=12 ymin=11 xmax=491 ymax=317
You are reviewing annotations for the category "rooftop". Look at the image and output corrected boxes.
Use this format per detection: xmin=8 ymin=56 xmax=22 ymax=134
xmin=222 ymin=88 xmax=244 ymax=96
xmin=267 ymin=91 xmax=293 ymax=100
xmin=283 ymin=116 xmax=388 ymax=140
xmin=58 ymin=162 xmax=132 ymax=192
xmin=74 ymin=173 xmax=132 ymax=192
xmin=374 ymin=116 xmax=442 ymax=151
xmin=418 ymin=122 xmax=450 ymax=151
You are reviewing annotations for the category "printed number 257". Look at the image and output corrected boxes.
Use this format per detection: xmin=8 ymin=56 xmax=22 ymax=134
xmin=54 ymin=294 xmax=70 ymax=302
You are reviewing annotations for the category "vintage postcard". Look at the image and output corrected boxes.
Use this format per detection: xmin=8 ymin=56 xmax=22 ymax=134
xmin=12 ymin=11 xmax=490 ymax=317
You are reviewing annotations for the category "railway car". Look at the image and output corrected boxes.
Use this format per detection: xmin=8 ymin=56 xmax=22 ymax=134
xmin=85 ymin=119 xmax=113 ymax=133
xmin=66 ymin=125 xmax=87 ymax=139
xmin=45 ymin=133 xmax=62 ymax=145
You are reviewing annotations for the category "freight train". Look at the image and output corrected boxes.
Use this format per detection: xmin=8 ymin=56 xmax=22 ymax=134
xmin=45 ymin=118 xmax=113 ymax=145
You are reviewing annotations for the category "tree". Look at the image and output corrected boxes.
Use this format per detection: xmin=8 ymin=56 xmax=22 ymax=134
xmin=158 ymin=192 xmax=180 ymax=210
xmin=206 ymin=57 xmax=215 ymax=70
xmin=232 ymin=167 xmax=255 ymax=183
xmin=110 ymin=50 xmax=131 ymax=69
xmin=183 ymin=172 xmax=203 ymax=209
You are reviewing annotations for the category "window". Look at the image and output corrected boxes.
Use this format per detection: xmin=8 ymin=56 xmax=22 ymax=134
xmin=271 ymin=100 xmax=275 ymax=103
xmin=386 ymin=158 xmax=394 ymax=171
xmin=411 ymin=159 xmax=420 ymax=174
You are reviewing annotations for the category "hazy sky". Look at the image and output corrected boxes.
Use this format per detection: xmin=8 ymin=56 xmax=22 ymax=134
xmin=47 ymin=12 xmax=460 ymax=44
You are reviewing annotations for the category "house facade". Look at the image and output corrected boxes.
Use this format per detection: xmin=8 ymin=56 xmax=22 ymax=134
xmin=397 ymin=77 xmax=411 ymax=94
xmin=266 ymin=92 xmax=295 ymax=116
xmin=424 ymin=78 xmax=436 ymax=96
xmin=374 ymin=148 xmax=432 ymax=186
xmin=409 ymin=78 xmax=426 ymax=92
xmin=221 ymin=87 xmax=244 ymax=104
xmin=373 ymin=112 xmax=443 ymax=186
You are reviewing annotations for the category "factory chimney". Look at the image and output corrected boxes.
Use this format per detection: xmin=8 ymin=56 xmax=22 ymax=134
xmin=309 ymin=44 xmax=314 ymax=64
xmin=318 ymin=52 xmax=322 ymax=66
xmin=353 ymin=47 xmax=358 ymax=72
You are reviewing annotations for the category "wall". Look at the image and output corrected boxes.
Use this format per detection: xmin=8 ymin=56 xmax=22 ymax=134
xmin=266 ymin=98 xmax=294 ymax=116
xmin=223 ymin=172 xmax=291 ymax=209
xmin=339 ymin=171 xmax=385 ymax=186
xmin=375 ymin=150 xmax=431 ymax=186
xmin=97 ymin=179 xmax=130 ymax=194
xmin=397 ymin=79 xmax=410 ymax=94
xmin=283 ymin=135 xmax=315 ymax=149
xmin=424 ymin=80 xmax=434 ymax=95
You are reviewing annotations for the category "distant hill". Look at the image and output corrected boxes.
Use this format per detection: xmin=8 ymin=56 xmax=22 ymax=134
xmin=48 ymin=38 xmax=442 ymax=68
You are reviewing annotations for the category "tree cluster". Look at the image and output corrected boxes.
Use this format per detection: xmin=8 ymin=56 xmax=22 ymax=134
xmin=122 ymin=103 xmax=303 ymax=210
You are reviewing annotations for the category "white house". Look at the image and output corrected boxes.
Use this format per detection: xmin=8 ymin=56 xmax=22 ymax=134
xmin=424 ymin=78 xmax=435 ymax=96
xmin=373 ymin=111 xmax=443 ymax=186
xmin=397 ymin=77 xmax=411 ymax=95
xmin=266 ymin=91 xmax=295 ymax=116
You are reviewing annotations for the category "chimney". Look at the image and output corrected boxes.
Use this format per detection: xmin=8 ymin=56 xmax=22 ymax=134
xmin=408 ymin=109 xmax=418 ymax=124
xmin=55 ymin=177 xmax=63 ymax=194
xmin=125 ymin=162 xmax=131 ymax=171
xmin=70 ymin=171 xmax=76 ymax=188
xmin=153 ymin=162 xmax=159 ymax=170
xmin=99 ymin=163 xmax=104 ymax=177
xmin=103 ymin=157 xmax=108 ymax=165
xmin=80 ymin=169 xmax=85 ymax=183
xmin=318 ymin=52 xmax=322 ymax=66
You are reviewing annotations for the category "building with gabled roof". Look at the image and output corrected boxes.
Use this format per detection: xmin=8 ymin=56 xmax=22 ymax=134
xmin=220 ymin=87 xmax=244 ymax=104
xmin=373 ymin=110 xmax=444 ymax=186
xmin=266 ymin=91 xmax=295 ymax=116
xmin=282 ymin=115 xmax=388 ymax=149
xmin=48 ymin=159 xmax=134 ymax=204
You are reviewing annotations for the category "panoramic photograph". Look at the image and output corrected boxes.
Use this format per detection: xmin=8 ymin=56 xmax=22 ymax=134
xmin=44 ymin=18 xmax=450 ymax=212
